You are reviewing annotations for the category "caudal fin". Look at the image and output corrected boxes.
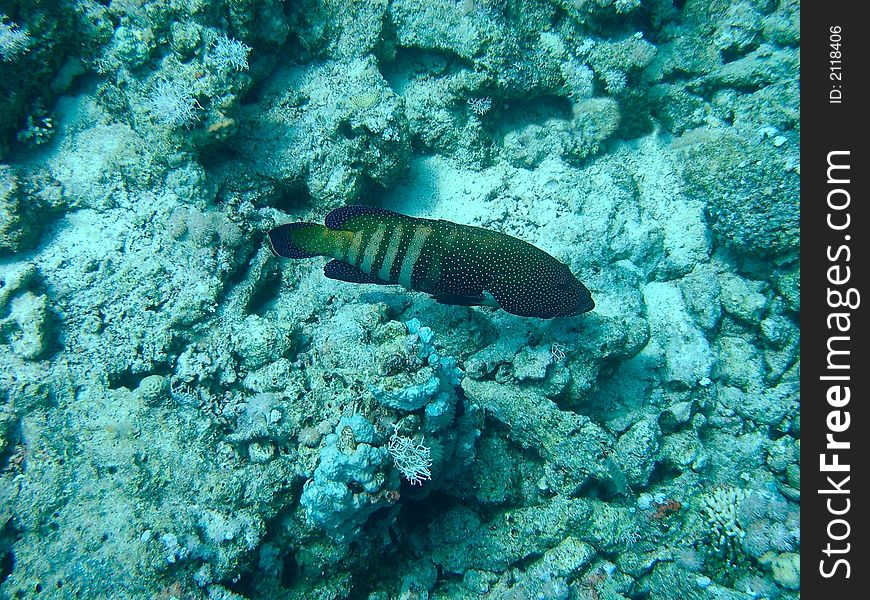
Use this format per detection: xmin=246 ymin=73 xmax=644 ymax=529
xmin=267 ymin=223 xmax=328 ymax=259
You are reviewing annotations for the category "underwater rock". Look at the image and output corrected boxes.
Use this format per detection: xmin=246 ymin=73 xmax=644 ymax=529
xmin=646 ymin=561 xmax=747 ymax=600
xmin=714 ymin=335 xmax=764 ymax=391
xmin=0 ymin=165 xmax=32 ymax=252
xmin=678 ymin=263 xmax=723 ymax=332
xmin=247 ymin=441 xmax=276 ymax=463
xmin=231 ymin=314 xmax=292 ymax=371
xmin=372 ymin=368 xmax=442 ymax=412
xmin=292 ymin=0 xmax=387 ymax=59
xmin=612 ymin=418 xmax=661 ymax=488
xmin=429 ymin=496 xmax=594 ymax=573
xmin=227 ymin=392 xmax=298 ymax=448
xmin=232 ymin=57 xmax=410 ymax=206
xmin=718 ymin=273 xmax=768 ymax=325
xmin=771 ymin=552 xmax=800 ymax=590
xmin=464 ymin=379 xmax=613 ymax=495
xmin=703 ymin=46 xmax=799 ymax=91
xmin=658 ymin=428 xmax=708 ymax=473
xmin=0 ymin=401 xmax=16 ymax=458
xmin=462 ymin=569 xmax=499 ymax=595
xmin=2 ymin=290 xmax=50 ymax=360
xmin=760 ymin=314 xmax=798 ymax=349
xmin=391 ymin=0 xmax=487 ymax=59
xmin=465 ymin=330 xmax=529 ymax=380
xmin=678 ymin=128 xmax=799 ymax=257
xmin=541 ymin=363 xmax=572 ymax=399
xmin=713 ymin=3 xmax=762 ymax=58
xmin=464 ymin=432 xmax=522 ymax=506
xmin=527 ymin=536 xmax=596 ymax=581
xmin=512 ymin=343 xmax=552 ymax=381
xmin=557 ymin=0 xmax=641 ymax=22
xmin=396 ymin=558 xmax=438 ymax=598
xmin=300 ymin=415 xmax=399 ymax=542
xmin=1 ymin=274 xmax=53 ymax=366
xmin=44 ymin=109 xmax=160 ymax=211
xmin=766 ymin=435 xmax=799 ymax=474
xmin=785 ymin=463 xmax=800 ymax=489
xmin=773 ymin=267 xmax=800 ymax=313
xmin=502 ymin=98 xmax=621 ymax=168
xmin=561 ymin=311 xmax=650 ymax=406
xmin=242 ymin=358 xmax=295 ymax=394
xmin=641 ymin=281 xmax=713 ymax=387
xmin=732 ymin=82 xmax=800 ymax=133
xmin=649 ymin=84 xmax=710 ymax=134
xmin=718 ymin=380 xmax=797 ymax=427
xmin=658 ymin=400 xmax=693 ymax=433
xmin=589 ymin=36 xmax=657 ymax=83
xmin=0 ymin=263 xmax=37 ymax=311
xmin=491 ymin=574 xmax=570 ymax=599
xmin=197 ymin=507 xmax=264 ymax=550
xmin=763 ymin=334 xmax=799 ymax=386
xmin=762 ymin=0 xmax=800 ymax=46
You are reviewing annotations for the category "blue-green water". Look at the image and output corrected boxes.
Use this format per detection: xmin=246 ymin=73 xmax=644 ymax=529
xmin=1 ymin=1 xmax=799 ymax=598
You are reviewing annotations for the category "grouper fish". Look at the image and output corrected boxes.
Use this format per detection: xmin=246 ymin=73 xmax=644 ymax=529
xmin=267 ymin=205 xmax=594 ymax=318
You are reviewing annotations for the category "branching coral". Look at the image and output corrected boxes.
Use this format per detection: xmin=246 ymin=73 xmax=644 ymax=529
xmin=388 ymin=429 xmax=433 ymax=485
xmin=699 ymin=487 xmax=747 ymax=579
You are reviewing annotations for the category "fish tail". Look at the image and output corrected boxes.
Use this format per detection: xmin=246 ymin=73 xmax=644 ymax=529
xmin=267 ymin=223 xmax=349 ymax=259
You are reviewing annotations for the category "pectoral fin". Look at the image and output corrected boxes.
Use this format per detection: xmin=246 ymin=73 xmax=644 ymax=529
xmin=430 ymin=293 xmax=486 ymax=307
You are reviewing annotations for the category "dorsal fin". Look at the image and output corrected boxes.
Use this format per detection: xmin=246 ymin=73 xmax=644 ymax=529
xmin=325 ymin=205 xmax=404 ymax=230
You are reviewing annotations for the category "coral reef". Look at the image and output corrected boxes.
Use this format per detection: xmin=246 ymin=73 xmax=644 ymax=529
xmin=0 ymin=0 xmax=799 ymax=598
xmin=300 ymin=414 xmax=399 ymax=543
